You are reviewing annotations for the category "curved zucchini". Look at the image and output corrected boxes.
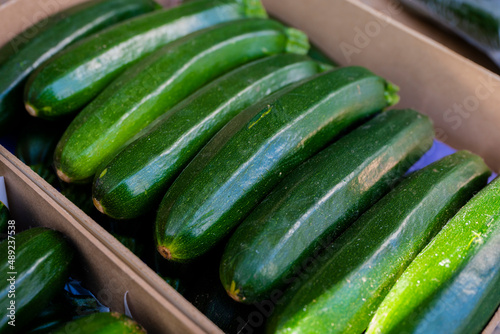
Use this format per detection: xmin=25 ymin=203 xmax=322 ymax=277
xmin=367 ymin=175 xmax=500 ymax=334
xmin=0 ymin=227 xmax=74 ymax=333
xmin=92 ymin=54 xmax=328 ymax=219
xmin=54 ymin=18 xmax=309 ymax=183
xmin=155 ymin=66 xmax=400 ymax=262
xmin=51 ymin=312 xmax=145 ymax=334
xmin=220 ymin=109 xmax=434 ymax=304
xmin=0 ymin=0 xmax=157 ymax=130
xmin=266 ymin=151 xmax=491 ymax=334
xmin=24 ymin=0 xmax=267 ymax=118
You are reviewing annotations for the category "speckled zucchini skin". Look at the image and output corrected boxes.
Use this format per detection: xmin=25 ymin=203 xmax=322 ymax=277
xmin=220 ymin=109 xmax=435 ymax=304
xmin=367 ymin=174 xmax=500 ymax=334
xmin=0 ymin=228 xmax=74 ymax=333
xmin=0 ymin=0 xmax=157 ymax=130
xmin=24 ymin=0 xmax=267 ymax=118
xmin=267 ymin=151 xmax=491 ymax=334
xmin=155 ymin=66 xmax=399 ymax=262
xmin=92 ymin=54 xmax=327 ymax=219
xmin=54 ymin=18 xmax=308 ymax=184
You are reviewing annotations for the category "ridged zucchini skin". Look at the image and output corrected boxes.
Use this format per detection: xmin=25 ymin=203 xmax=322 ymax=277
xmin=155 ymin=66 xmax=399 ymax=262
xmin=51 ymin=312 xmax=145 ymax=334
xmin=92 ymin=54 xmax=327 ymax=219
xmin=367 ymin=175 xmax=500 ymax=334
xmin=24 ymin=0 xmax=267 ymax=118
xmin=0 ymin=201 xmax=9 ymax=234
xmin=220 ymin=109 xmax=434 ymax=304
xmin=54 ymin=18 xmax=309 ymax=184
xmin=0 ymin=0 xmax=157 ymax=130
xmin=0 ymin=227 xmax=74 ymax=333
xmin=266 ymin=151 xmax=491 ymax=334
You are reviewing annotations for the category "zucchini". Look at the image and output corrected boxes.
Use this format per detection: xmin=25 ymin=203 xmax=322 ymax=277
xmin=391 ymin=223 xmax=500 ymax=334
xmin=220 ymin=109 xmax=434 ymax=304
xmin=267 ymin=151 xmax=491 ymax=334
xmin=92 ymin=54 xmax=328 ymax=219
xmin=367 ymin=175 xmax=500 ymax=334
xmin=0 ymin=201 xmax=9 ymax=234
xmin=0 ymin=0 xmax=157 ymax=131
xmin=0 ymin=227 xmax=74 ymax=333
xmin=54 ymin=18 xmax=309 ymax=183
xmin=15 ymin=120 xmax=67 ymax=186
xmin=155 ymin=66 xmax=400 ymax=262
xmin=51 ymin=312 xmax=145 ymax=334
xmin=24 ymin=0 xmax=267 ymax=118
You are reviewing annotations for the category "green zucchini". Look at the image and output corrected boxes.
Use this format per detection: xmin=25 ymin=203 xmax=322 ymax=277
xmin=15 ymin=120 xmax=68 ymax=186
xmin=51 ymin=312 xmax=145 ymax=334
xmin=54 ymin=18 xmax=309 ymax=183
xmin=0 ymin=0 xmax=157 ymax=131
xmin=0 ymin=227 xmax=74 ymax=333
xmin=24 ymin=0 xmax=268 ymax=118
xmin=366 ymin=175 xmax=500 ymax=334
xmin=0 ymin=201 xmax=9 ymax=234
xmin=266 ymin=151 xmax=491 ymax=334
xmin=92 ymin=54 xmax=328 ymax=219
xmin=155 ymin=66 xmax=400 ymax=262
xmin=220 ymin=109 xmax=434 ymax=304
xmin=389 ymin=221 xmax=500 ymax=334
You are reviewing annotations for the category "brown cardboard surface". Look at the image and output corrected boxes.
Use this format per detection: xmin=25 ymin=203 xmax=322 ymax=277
xmin=0 ymin=146 xmax=222 ymax=334
xmin=262 ymin=0 xmax=500 ymax=173
xmin=2 ymin=0 xmax=500 ymax=332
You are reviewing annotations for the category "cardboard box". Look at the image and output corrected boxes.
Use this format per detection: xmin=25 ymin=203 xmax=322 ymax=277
xmin=1 ymin=0 xmax=499 ymax=332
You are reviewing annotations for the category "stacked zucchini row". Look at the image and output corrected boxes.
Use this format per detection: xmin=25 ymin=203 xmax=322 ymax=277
xmin=1 ymin=0 xmax=499 ymax=333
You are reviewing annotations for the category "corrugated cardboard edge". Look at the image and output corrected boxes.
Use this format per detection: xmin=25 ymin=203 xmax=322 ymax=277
xmin=263 ymin=0 xmax=500 ymax=173
xmin=0 ymin=146 xmax=222 ymax=334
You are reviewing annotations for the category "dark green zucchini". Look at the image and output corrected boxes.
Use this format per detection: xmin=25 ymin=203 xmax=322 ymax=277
xmin=0 ymin=227 xmax=74 ymax=333
xmin=24 ymin=0 xmax=267 ymax=118
xmin=388 ymin=221 xmax=500 ymax=334
xmin=367 ymin=175 xmax=500 ymax=334
xmin=92 ymin=54 xmax=328 ymax=219
xmin=15 ymin=120 xmax=68 ymax=186
xmin=54 ymin=18 xmax=309 ymax=183
xmin=267 ymin=151 xmax=491 ymax=334
xmin=0 ymin=0 xmax=157 ymax=131
xmin=220 ymin=109 xmax=434 ymax=304
xmin=50 ymin=312 xmax=145 ymax=334
xmin=155 ymin=66 xmax=400 ymax=262
xmin=0 ymin=201 xmax=9 ymax=234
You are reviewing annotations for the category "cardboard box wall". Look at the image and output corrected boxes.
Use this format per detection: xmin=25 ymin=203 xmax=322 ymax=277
xmin=1 ymin=0 xmax=500 ymax=332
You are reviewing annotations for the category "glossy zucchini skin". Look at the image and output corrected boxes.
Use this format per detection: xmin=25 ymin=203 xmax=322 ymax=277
xmin=267 ymin=151 xmax=491 ymax=334
xmin=54 ymin=18 xmax=309 ymax=184
xmin=367 ymin=175 xmax=500 ymax=334
xmin=92 ymin=54 xmax=327 ymax=219
xmin=220 ymin=109 xmax=434 ymax=304
xmin=0 ymin=0 xmax=157 ymax=130
xmin=394 ymin=222 xmax=500 ymax=334
xmin=155 ymin=66 xmax=399 ymax=262
xmin=51 ymin=312 xmax=145 ymax=334
xmin=24 ymin=0 xmax=267 ymax=118
xmin=0 ymin=201 xmax=9 ymax=234
xmin=0 ymin=227 xmax=74 ymax=333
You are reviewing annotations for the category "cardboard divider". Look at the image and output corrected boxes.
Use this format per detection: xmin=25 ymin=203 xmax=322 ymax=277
xmin=0 ymin=146 xmax=222 ymax=334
